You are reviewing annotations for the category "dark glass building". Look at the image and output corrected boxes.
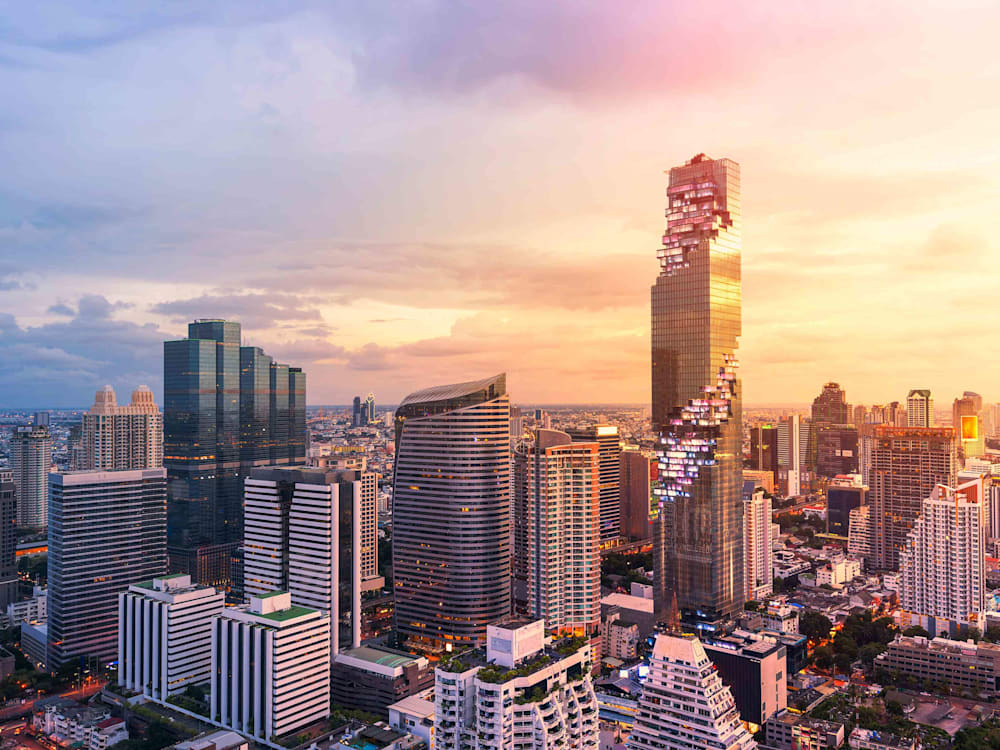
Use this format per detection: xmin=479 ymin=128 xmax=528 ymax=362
xmin=392 ymin=374 xmax=510 ymax=652
xmin=164 ymin=319 xmax=305 ymax=586
xmin=0 ymin=471 xmax=17 ymax=610
xmin=827 ymin=481 xmax=866 ymax=537
xmin=750 ymin=425 xmax=779 ymax=474
xmin=651 ymin=154 xmax=743 ymax=628
xmin=811 ymin=382 xmax=849 ymax=424
xmin=815 ymin=425 xmax=859 ymax=477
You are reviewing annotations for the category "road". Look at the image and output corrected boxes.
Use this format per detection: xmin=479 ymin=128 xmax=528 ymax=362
xmin=0 ymin=680 xmax=106 ymax=722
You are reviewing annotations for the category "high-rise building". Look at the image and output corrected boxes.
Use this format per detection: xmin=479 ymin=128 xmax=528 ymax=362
xmin=848 ymin=505 xmax=872 ymax=564
xmin=826 ymin=476 xmax=866 ymax=537
xmin=812 ymin=382 xmax=849 ymax=424
xmin=352 ymin=396 xmax=362 ymax=427
xmin=364 ymin=393 xmax=376 ymax=425
xmin=118 ymin=574 xmax=225 ymax=702
xmin=80 ymin=385 xmax=162 ymax=470
xmin=651 ymin=154 xmax=743 ymax=628
xmin=433 ymin=619 xmax=599 ymax=750
xmin=815 ymin=425 xmax=858 ymax=477
xmin=907 ymin=389 xmax=934 ymax=427
xmin=210 ymin=592 xmax=330 ymax=744
xmin=870 ymin=426 xmax=955 ymax=570
xmin=48 ymin=468 xmax=167 ymax=668
xmin=750 ymin=425 xmax=779 ymax=474
xmin=164 ymin=319 xmax=305 ymax=585
xmin=513 ymin=430 xmax=600 ymax=637
xmin=11 ymin=424 xmax=51 ymax=529
xmin=619 ymin=450 xmax=655 ymax=541
xmin=899 ymin=477 xmax=985 ymax=636
xmin=703 ymin=634 xmax=787 ymax=726
xmin=853 ymin=404 xmax=868 ymax=426
xmin=953 ymin=393 xmax=984 ymax=461
xmin=0 ymin=471 xmax=17 ymax=609
xmin=743 ymin=490 xmax=773 ymax=601
xmin=392 ymin=374 xmax=510 ymax=652
xmin=567 ymin=424 xmax=621 ymax=543
xmin=510 ymin=406 xmax=524 ymax=442
xmin=243 ymin=466 xmax=363 ymax=656
xmin=33 ymin=412 xmax=50 ymax=428
xmin=776 ymin=416 xmax=802 ymax=497
xmin=628 ymin=633 xmax=756 ymax=750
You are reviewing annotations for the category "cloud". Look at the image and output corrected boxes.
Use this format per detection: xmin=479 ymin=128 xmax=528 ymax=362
xmin=150 ymin=292 xmax=324 ymax=330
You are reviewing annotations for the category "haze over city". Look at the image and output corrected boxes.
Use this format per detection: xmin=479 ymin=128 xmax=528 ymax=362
xmin=3 ymin=1 xmax=1000 ymax=407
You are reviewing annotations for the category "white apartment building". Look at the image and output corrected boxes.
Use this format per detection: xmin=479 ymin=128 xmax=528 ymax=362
xmin=35 ymin=704 xmax=128 ymax=750
xmin=816 ymin=557 xmax=862 ymax=589
xmin=906 ymin=389 xmax=933 ymax=428
xmin=79 ymin=385 xmax=162 ymax=470
xmin=210 ymin=592 xmax=330 ymax=745
xmin=434 ymin=618 xmax=599 ymax=750
xmin=848 ymin=505 xmax=871 ymax=563
xmin=744 ymin=490 xmax=773 ymax=600
xmin=762 ymin=601 xmax=799 ymax=635
xmin=899 ymin=478 xmax=985 ymax=635
xmin=118 ymin=574 xmax=224 ymax=701
xmin=627 ymin=633 xmax=756 ymax=750
xmin=6 ymin=585 xmax=46 ymax=626
xmin=243 ymin=466 xmax=362 ymax=656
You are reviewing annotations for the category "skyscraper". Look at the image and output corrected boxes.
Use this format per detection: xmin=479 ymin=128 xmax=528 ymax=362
xmin=619 ymin=450 xmax=655 ymax=541
xmin=776 ymin=415 xmax=803 ymax=496
xmin=567 ymin=424 xmax=621 ymax=543
xmin=953 ymin=392 xmax=984 ymax=461
xmin=163 ymin=319 xmax=305 ymax=585
xmin=811 ymin=382 xmax=849 ymax=424
xmin=0 ymin=471 xmax=17 ymax=609
xmin=392 ymin=374 xmax=510 ymax=652
xmin=815 ymin=424 xmax=858 ymax=477
xmin=750 ymin=425 xmax=779 ymax=474
xmin=826 ymin=476 xmax=866 ymax=537
xmin=243 ymin=466 xmax=362 ymax=656
xmin=628 ymin=633 xmax=756 ymax=750
xmin=514 ymin=430 xmax=601 ymax=637
xmin=352 ymin=396 xmax=362 ymax=427
xmin=651 ymin=154 xmax=743 ymax=627
xmin=48 ymin=468 xmax=167 ymax=667
xmin=80 ymin=385 xmax=162 ymax=470
xmin=899 ymin=477 xmax=985 ymax=636
xmin=364 ymin=392 xmax=376 ymax=425
xmin=907 ymin=389 xmax=934 ymax=427
xmin=11 ymin=424 xmax=51 ymax=529
xmin=743 ymin=490 xmax=773 ymax=601
xmin=870 ymin=426 xmax=955 ymax=570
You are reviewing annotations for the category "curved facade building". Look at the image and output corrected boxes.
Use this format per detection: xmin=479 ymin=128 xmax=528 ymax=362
xmin=393 ymin=374 xmax=511 ymax=652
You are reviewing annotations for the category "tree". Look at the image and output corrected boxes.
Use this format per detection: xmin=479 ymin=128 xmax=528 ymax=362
xmin=886 ymin=700 xmax=903 ymax=717
xmin=902 ymin=625 xmax=930 ymax=638
xmin=984 ymin=627 xmax=1000 ymax=643
xmin=744 ymin=600 xmax=760 ymax=612
xmin=833 ymin=652 xmax=853 ymax=674
xmin=968 ymin=626 xmax=982 ymax=643
xmin=812 ymin=645 xmax=833 ymax=669
xmin=859 ymin=642 xmax=887 ymax=665
xmin=800 ymin=610 xmax=833 ymax=644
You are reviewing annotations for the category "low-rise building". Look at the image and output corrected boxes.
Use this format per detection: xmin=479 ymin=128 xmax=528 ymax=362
xmin=34 ymin=699 xmax=128 ymax=750
xmin=764 ymin=710 xmax=844 ymax=749
xmin=5 ymin=586 xmax=46 ymax=626
xmin=703 ymin=635 xmax=787 ymax=726
xmin=20 ymin=620 xmax=47 ymax=669
xmin=176 ymin=730 xmax=251 ymax=750
xmin=602 ymin=609 xmax=640 ymax=661
xmin=434 ymin=618 xmax=599 ymax=750
xmin=848 ymin=727 xmax=918 ymax=750
xmin=387 ymin=694 xmax=434 ymax=747
xmin=875 ymin=634 xmax=1000 ymax=697
xmin=330 ymin=646 xmax=434 ymax=718
xmin=816 ymin=557 xmax=862 ymax=589
xmin=762 ymin=601 xmax=800 ymax=634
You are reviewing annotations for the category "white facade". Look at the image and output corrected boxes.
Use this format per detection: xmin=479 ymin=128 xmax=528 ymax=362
xmin=7 ymin=586 xmax=46 ymax=625
xmin=906 ymin=390 xmax=933 ymax=428
xmin=35 ymin=706 xmax=127 ymax=750
xmin=118 ymin=574 xmax=224 ymax=701
xmin=627 ymin=633 xmax=756 ymax=750
xmin=816 ymin=558 xmax=861 ymax=589
xmin=79 ymin=385 xmax=163 ymax=470
xmin=434 ymin=619 xmax=599 ymax=750
xmin=848 ymin=505 xmax=871 ymax=563
xmin=388 ymin=695 xmax=435 ymax=747
xmin=12 ymin=425 xmax=51 ymax=528
xmin=210 ymin=592 xmax=330 ymax=744
xmin=900 ymin=478 xmax=985 ymax=630
xmin=243 ymin=467 xmax=362 ymax=657
xmin=762 ymin=601 xmax=799 ymax=635
xmin=743 ymin=491 xmax=773 ymax=600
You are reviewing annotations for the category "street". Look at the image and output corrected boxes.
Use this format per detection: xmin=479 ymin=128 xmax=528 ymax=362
xmin=0 ymin=680 xmax=106 ymax=722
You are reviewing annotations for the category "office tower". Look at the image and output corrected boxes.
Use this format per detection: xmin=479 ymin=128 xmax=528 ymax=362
xmin=393 ymin=374 xmax=510 ymax=652
xmin=567 ymin=424 xmax=621 ymax=543
xmin=80 ymin=385 xmax=163 ymax=470
xmin=48 ymin=468 xmax=167 ymax=667
xmin=364 ymin=393 xmax=376 ymax=425
xmin=743 ymin=490 xmax=773 ymax=601
xmin=815 ymin=425 xmax=858 ymax=477
xmin=953 ymin=393 xmax=984 ymax=461
xmin=513 ymin=430 xmax=600 ymax=636
xmin=848 ymin=505 xmax=872 ymax=564
xmin=907 ymin=389 xmax=933 ymax=427
xmin=750 ymin=425 xmax=779 ymax=474
xmin=0 ymin=471 xmax=17 ymax=609
xmin=11 ymin=424 xmax=51 ymax=529
xmin=164 ymin=319 xmax=305 ymax=585
xmin=619 ymin=450 xmax=654 ymax=541
xmin=899 ymin=477 xmax=985 ymax=636
xmin=243 ymin=466 xmax=362 ymax=656
xmin=826 ymin=476 xmax=866 ymax=536
xmin=628 ymin=633 xmax=756 ymax=750
xmin=510 ymin=406 xmax=524 ymax=442
xmin=776 ymin=415 xmax=803 ymax=497
xmin=211 ymin=592 xmax=330 ymax=744
xmin=33 ymin=412 xmax=50 ymax=428
xmin=434 ymin=619 xmax=598 ymax=750
xmin=870 ymin=426 xmax=955 ymax=570
xmin=811 ymin=382 xmax=849 ymax=424
xmin=650 ymin=154 xmax=742 ymax=627
xmin=352 ymin=396 xmax=362 ymax=427
xmin=702 ymin=635 xmax=787 ymax=726
xmin=853 ymin=404 xmax=868 ymax=426
xmin=118 ymin=574 xmax=225 ymax=701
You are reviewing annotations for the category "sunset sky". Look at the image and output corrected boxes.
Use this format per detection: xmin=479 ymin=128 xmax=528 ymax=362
xmin=3 ymin=1 xmax=1000 ymax=407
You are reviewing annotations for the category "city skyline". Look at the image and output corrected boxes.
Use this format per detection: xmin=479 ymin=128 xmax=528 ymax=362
xmin=4 ymin=3 xmax=1000 ymax=407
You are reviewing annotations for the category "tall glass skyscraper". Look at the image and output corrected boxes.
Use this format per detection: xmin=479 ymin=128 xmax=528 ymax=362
xmin=651 ymin=154 xmax=743 ymax=627
xmin=392 ymin=374 xmax=510 ymax=652
xmin=164 ymin=319 xmax=305 ymax=586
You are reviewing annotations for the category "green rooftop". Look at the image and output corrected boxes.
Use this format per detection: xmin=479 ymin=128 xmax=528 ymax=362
xmin=257 ymin=590 xmax=288 ymax=599
xmin=257 ymin=605 xmax=315 ymax=623
xmin=133 ymin=581 xmax=155 ymax=589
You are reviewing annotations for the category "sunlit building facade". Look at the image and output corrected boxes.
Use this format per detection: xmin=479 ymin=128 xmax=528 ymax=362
xmin=651 ymin=154 xmax=743 ymax=626
xmin=567 ymin=424 xmax=621 ymax=543
xmin=80 ymin=384 xmax=163 ymax=471
xmin=392 ymin=374 xmax=511 ymax=652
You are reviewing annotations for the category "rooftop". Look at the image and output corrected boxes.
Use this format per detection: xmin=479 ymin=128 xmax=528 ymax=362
xmin=257 ymin=604 xmax=315 ymax=622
